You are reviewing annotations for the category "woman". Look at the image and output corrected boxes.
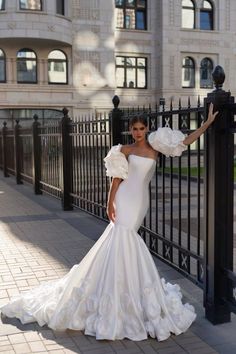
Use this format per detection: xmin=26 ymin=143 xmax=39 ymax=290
xmin=1 ymin=104 xmax=218 ymax=341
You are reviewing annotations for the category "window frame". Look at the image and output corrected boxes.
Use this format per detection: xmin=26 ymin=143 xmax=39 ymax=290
xmin=19 ymin=0 xmax=42 ymax=11
xmin=116 ymin=55 xmax=147 ymax=89
xmin=200 ymin=0 xmax=214 ymax=30
xmin=0 ymin=49 xmax=6 ymax=83
xmin=115 ymin=0 xmax=147 ymax=31
xmin=182 ymin=0 xmax=195 ymax=29
xmin=17 ymin=48 xmax=38 ymax=84
xmin=182 ymin=56 xmax=195 ymax=88
xmin=48 ymin=49 xmax=68 ymax=85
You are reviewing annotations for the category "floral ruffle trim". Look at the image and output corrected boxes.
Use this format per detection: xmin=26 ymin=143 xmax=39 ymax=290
xmin=104 ymin=144 xmax=128 ymax=179
xmin=48 ymin=278 xmax=196 ymax=341
xmin=148 ymin=127 xmax=187 ymax=157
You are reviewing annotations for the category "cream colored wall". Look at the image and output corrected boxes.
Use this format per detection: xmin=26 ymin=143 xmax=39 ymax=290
xmin=161 ymin=0 xmax=236 ymax=107
xmin=0 ymin=0 xmax=235 ymax=115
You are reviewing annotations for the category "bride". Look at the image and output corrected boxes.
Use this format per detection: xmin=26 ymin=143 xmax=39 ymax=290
xmin=1 ymin=104 xmax=218 ymax=341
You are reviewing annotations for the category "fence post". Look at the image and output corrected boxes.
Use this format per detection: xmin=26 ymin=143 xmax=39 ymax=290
xmin=110 ymin=95 xmax=123 ymax=145
xmin=204 ymin=65 xmax=234 ymax=324
xmin=60 ymin=107 xmax=73 ymax=211
xmin=2 ymin=122 xmax=9 ymax=177
xmin=14 ymin=120 xmax=22 ymax=184
xmin=32 ymin=114 xmax=42 ymax=195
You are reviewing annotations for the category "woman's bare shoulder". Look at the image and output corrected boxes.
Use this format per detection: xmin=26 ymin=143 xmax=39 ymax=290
xmin=120 ymin=144 xmax=133 ymax=156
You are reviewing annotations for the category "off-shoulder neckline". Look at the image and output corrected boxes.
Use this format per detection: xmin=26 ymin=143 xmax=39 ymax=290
xmin=128 ymin=154 xmax=156 ymax=162
xmin=120 ymin=144 xmax=157 ymax=162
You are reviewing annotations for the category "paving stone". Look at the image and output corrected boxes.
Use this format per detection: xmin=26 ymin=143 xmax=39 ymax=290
xmin=0 ymin=345 xmax=14 ymax=352
xmin=188 ymin=349 xmax=218 ymax=354
xmin=136 ymin=344 xmax=158 ymax=354
xmin=0 ymin=291 xmax=8 ymax=299
xmin=28 ymin=340 xmax=47 ymax=352
xmin=13 ymin=342 xmax=31 ymax=353
xmin=82 ymin=348 xmax=116 ymax=354
xmin=24 ymin=331 xmax=42 ymax=342
xmin=8 ymin=333 xmax=26 ymax=344
xmin=157 ymin=348 xmax=187 ymax=354
xmin=45 ymin=343 xmax=64 ymax=350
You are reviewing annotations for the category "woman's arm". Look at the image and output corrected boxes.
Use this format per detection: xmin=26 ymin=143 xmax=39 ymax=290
xmin=183 ymin=103 xmax=218 ymax=146
xmin=106 ymin=177 xmax=123 ymax=222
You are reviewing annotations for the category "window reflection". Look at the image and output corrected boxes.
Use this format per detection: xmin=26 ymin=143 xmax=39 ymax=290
xmin=182 ymin=57 xmax=195 ymax=88
xmin=200 ymin=58 xmax=213 ymax=88
xmin=19 ymin=0 xmax=42 ymax=10
xmin=48 ymin=50 xmax=67 ymax=84
xmin=116 ymin=56 xmax=147 ymax=88
xmin=115 ymin=0 xmax=147 ymax=30
xmin=0 ymin=0 xmax=5 ymax=10
xmin=17 ymin=49 xmax=37 ymax=83
xmin=182 ymin=0 xmax=195 ymax=29
xmin=200 ymin=0 xmax=213 ymax=30
xmin=0 ymin=49 xmax=6 ymax=82
xmin=56 ymin=0 xmax=65 ymax=15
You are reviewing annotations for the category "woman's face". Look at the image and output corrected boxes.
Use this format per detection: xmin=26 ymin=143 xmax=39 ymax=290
xmin=130 ymin=122 xmax=148 ymax=142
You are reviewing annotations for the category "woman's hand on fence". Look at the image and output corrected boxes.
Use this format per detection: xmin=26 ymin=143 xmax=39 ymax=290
xmin=107 ymin=203 xmax=115 ymax=222
xmin=207 ymin=103 xmax=219 ymax=126
xmin=183 ymin=103 xmax=219 ymax=146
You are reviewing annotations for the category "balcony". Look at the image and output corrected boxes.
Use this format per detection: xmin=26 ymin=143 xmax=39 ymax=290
xmin=0 ymin=11 xmax=72 ymax=45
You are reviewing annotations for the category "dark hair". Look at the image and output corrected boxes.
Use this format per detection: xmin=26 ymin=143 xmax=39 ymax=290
xmin=129 ymin=114 xmax=148 ymax=127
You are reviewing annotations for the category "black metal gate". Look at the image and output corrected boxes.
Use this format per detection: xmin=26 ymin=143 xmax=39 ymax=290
xmin=204 ymin=65 xmax=236 ymax=324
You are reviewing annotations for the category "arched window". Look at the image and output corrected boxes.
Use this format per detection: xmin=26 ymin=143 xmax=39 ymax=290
xmin=182 ymin=57 xmax=195 ymax=88
xmin=19 ymin=0 xmax=42 ymax=11
xmin=0 ymin=0 xmax=5 ymax=10
xmin=17 ymin=49 xmax=37 ymax=83
xmin=182 ymin=0 xmax=195 ymax=29
xmin=48 ymin=50 xmax=67 ymax=84
xmin=0 ymin=49 xmax=6 ymax=82
xmin=200 ymin=0 xmax=213 ymax=30
xmin=200 ymin=58 xmax=213 ymax=88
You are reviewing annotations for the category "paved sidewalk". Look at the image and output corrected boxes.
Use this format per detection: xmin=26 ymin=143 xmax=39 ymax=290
xmin=0 ymin=176 xmax=235 ymax=354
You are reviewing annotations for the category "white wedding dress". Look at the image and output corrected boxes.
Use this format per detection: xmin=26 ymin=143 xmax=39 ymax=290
xmin=1 ymin=128 xmax=196 ymax=341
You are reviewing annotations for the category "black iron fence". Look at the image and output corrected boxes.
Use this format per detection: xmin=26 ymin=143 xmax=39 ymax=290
xmin=0 ymin=99 xmax=205 ymax=288
xmin=0 ymin=66 xmax=235 ymax=325
xmin=70 ymin=114 xmax=111 ymax=219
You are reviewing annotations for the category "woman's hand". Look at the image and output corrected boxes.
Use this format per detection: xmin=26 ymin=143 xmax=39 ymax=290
xmin=107 ymin=203 xmax=116 ymax=222
xmin=183 ymin=103 xmax=219 ymax=146
xmin=206 ymin=102 xmax=219 ymax=126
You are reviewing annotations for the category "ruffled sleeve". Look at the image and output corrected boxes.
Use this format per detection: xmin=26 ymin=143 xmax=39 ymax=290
xmin=104 ymin=144 xmax=128 ymax=179
xmin=148 ymin=127 xmax=187 ymax=157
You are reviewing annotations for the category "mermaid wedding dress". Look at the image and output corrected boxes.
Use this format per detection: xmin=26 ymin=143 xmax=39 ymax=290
xmin=1 ymin=128 xmax=196 ymax=341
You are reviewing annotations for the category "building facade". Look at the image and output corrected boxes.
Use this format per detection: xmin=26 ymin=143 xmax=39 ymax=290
xmin=0 ymin=0 xmax=235 ymax=120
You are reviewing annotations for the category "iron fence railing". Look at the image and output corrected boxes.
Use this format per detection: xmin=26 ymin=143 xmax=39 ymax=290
xmin=0 ymin=79 xmax=235 ymax=324
xmin=70 ymin=114 xmax=111 ymax=219
xmin=18 ymin=126 xmax=33 ymax=184
xmin=39 ymin=120 xmax=61 ymax=198
xmin=0 ymin=100 xmax=205 ymax=287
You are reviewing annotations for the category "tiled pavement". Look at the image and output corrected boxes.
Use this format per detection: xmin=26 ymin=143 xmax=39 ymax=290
xmin=0 ymin=176 xmax=235 ymax=354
